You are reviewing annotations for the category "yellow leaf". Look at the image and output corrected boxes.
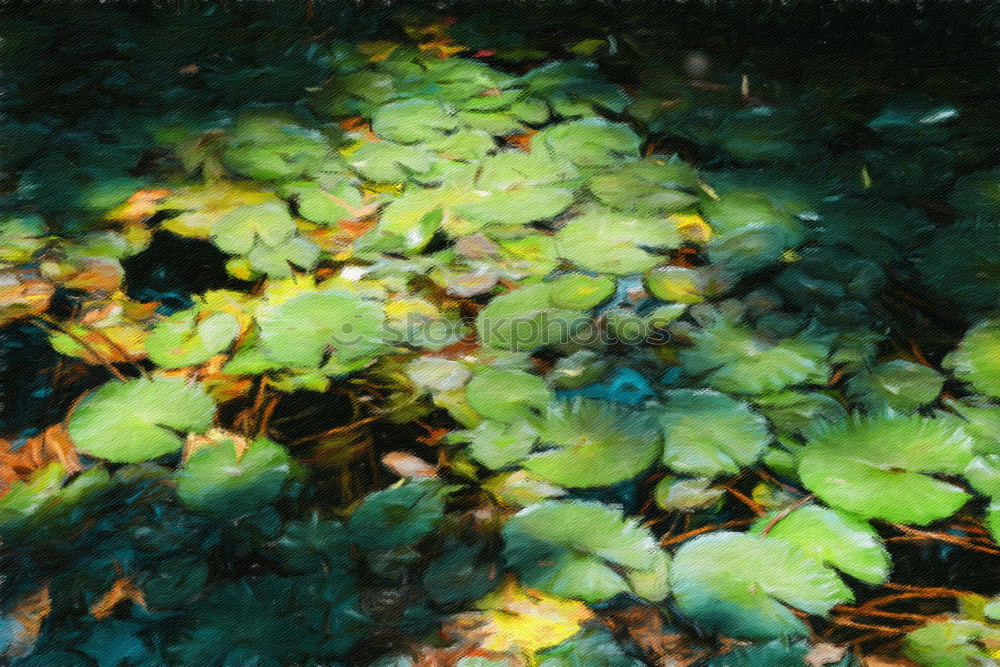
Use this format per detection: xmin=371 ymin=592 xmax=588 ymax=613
xmin=471 ymin=578 xmax=593 ymax=656
xmin=357 ymin=40 xmax=399 ymax=63
xmin=668 ymin=212 xmax=712 ymax=243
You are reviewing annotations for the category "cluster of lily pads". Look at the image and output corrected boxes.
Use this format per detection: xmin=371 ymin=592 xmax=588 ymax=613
xmin=4 ymin=9 xmax=1000 ymax=666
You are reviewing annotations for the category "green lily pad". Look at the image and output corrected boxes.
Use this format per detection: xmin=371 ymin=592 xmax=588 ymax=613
xmin=654 ymin=477 xmax=724 ymax=512
xmin=371 ymin=98 xmax=459 ymax=144
xmin=670 ymin=531 xmax=852 ymax=639
xmin=68 ymin=377 xmax=216 ymax=462
xmin=547 ymin=273 xmax=615 ymax=309
xmin=211 ymin=202 xmax=297 ymax=255
xmin=523 ymin=398 xmax=661 ymax=488
xmin=645 ymin=266 xmax=706 ymax=303
xmin=750 ymin=505 xmax=890 ymax=584
xmin=221 ymin=111 xmax=335 ymax=181
xmin=346 ymin=141 xmax=440 ymax=183
xmin=588 ymin=157 xmax=700 ymax=214
xmin=476 ymin=283 xmax=589 ymax=351
xmin=681 ymin=320 xmax=832 ymax=395
xmin=347 ymin=481 xmax=444 ymax=551
xmin=557 ymin=204 xmax=681 ymax=275
xmin=533 ymin=118 xmax=641 ymax=168
xmin=945 ymin=319 xmax=1000 ymax=399
xmin=797 ymin=412 xmax=973 ymax=524
xmin=466 ymin=368 xmax=552 ymax=423
xmin=146 ymin=307 xmax=240 ymax=368
xmin=904 ymin=618 xmax=1000 ymax=667
xmin=278 ymin=176 xmax=364 ymax=225
xmin=256 ymin=291 xmax=388 ymax=373
xmin=178 ymin=437 xmax=291 ymax=517
xmin=503 ymin=500 xmax=669 ymax=603
xmin=845 ymin=360 xmax=944 ymax=413
xmin=657 ymin=389 xmax=771 ymax=478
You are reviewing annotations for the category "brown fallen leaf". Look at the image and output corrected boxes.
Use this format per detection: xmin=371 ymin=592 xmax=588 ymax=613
xmin=91 ymin=578 xmax=146 ymax=620
xmin=806 ymin=643 xmax=849 ymax=667
xmin=383 ymin=451 xmax=438 ymax=478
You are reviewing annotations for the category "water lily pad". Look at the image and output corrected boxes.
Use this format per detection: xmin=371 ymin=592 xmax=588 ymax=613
xmin=588 ymin=157 xmax=700 ymax=214
xmin=657 ymin=389 xmax=771 ymax=478
xmin=750 ymin=505 xmax=890 ymax=584
xmin=547 ymin=273 xmax=615 ymax=309
xmin=347 ymin=481 xmax=444 ymax=551
xmin=645 ymin=266 xmax=705 ymax=303
xmin=371 ymin=98 xmax=459 ymax=143
xmin=670 ymin=531 xmax=852 ymax=639
xmin=177 ymin=437 xmax=291 ymax=518
xmin=278 ymin=176 xmax=364 ymax=225
xmin=476 ymin=283 xmax=589 ymax=351
xmin=211 ymin=202 xmax=297 ymax=255
xmin=256 ymin=291 xmax=388 ymax=373
xmin=68 ymin=377 xmax=215 ymax=462
xmin=503 ymin=500 xmax=669 ymax=602
xmin=797 ymin=412 xmax=973 ymax=524
xmin=466 ymin=368 xmax=552 ymax=423
xmin=557 ymin=204 xmax=681 ymax=275
xmin=845 ymin=360 xmax=944 ymax=413
xmin=522 ymin=398 xmax=661 ymax=488
xmin=346 ymin=141 xmax=440 ymax=182
xmin=146 ymin=307 xmax=240 ymax=368
xmin=945 ymin=318 xmax=1000 ymax=398
xmin=681 ymin=320 xmax=832 ymax=395
xmin=533 ymin=118 xmax=641 ymax=168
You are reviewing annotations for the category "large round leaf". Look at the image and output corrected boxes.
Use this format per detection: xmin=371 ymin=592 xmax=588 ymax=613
xmin=523 ymin=398 xmax=661 ymax=488
xmin=257 ymin=291 xmax=387 ymax=372
xmin=945 ymin=319 xmax=1000 ymax=399
xmin=371 ymin=99 xmax=459 ymax=144
xmin=797 ymin=412 xmax=974 ymax=524
xmin=657 ymin=389 xmax=771 ymax=477
xmin=557 ymin=204 xmax=681 ymax=275
xmin=146 ymin=308 xmax=240 ymax=368
xmin=69 ymin=377 xmax=215 ymax=462
xmin=588 ymin=157 xmax=699 ymax=214
xmin=750 ymin=505 xmax=890 ymax=584
xmin=178 ymin=437 xmax=291 ymax=518
xmin=476 ymin=283 xmax=589 ymax=351
xmin=533 ymin=118 xmax=641 ymax=168
xmin=211 ymin=202 xmax=297 ymax=255
xmin=670 ymin=531 xmax=852 ymax=639
xmin=466 ymin=368 xmax=552 ymax=423
xmin=503 ymin=500 xmax=669 ymax=603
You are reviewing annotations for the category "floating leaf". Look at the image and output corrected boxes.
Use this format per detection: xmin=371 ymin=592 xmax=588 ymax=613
xmin=347 ymin=481 xmax=444 ymax=551
xmin=945 ymin=318 xmax=1000 ymax=399
xmin=523 ymin=398 xmax=661 ymax=488
xmin=466 ymin=368 xmax=552 ymax=423
xmin=750 ymin=505 xmax=890 ymax=584
xmin=211 ymin=202 xmax=297 ymax=255
xmin=557 ymin=204 xmax=681 ymax=275
xmin=68 ymin=377 xmax=215 ymax=463
xmin=503 ymin=500 xmax=669 ymax=602
xmin=904 ymin=618 xmax=1000 ymax=667
xmin=671 ymin=531 xmax=852 ymax=639
xmin=476 ymin=283 xmax=589 ymax=351
xmin=657 ymin=389 xmax=771 ymax=478
xmin=256 ymin=291 xmax=388 ymax=373
xmin=178 ymin=437 xmax=291 ymax=518
xmin=797 ymin=412 xmax=973 ymax=524
xmin=533 ymin=118 xmax=641 ymax=168
xmin=844 ymin=360 xmax=944 ymax=413
xmin=146 ymin=307 xmax=240 ymax=368
xmin=681 ymin=320 xmax=832 ymax=395
xmin=588 ymin=157 xmax=699 ymax=215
